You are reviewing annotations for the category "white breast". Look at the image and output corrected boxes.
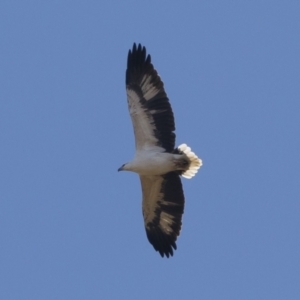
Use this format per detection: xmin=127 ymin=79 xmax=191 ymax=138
xmin=130 ymin=151 xmax=175 ymax=176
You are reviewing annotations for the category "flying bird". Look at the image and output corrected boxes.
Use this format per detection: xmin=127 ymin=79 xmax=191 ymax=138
xmin=118 ymin=43 xmax=203 ymax=257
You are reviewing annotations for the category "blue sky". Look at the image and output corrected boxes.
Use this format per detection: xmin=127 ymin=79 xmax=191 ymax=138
xmin=1 ymin=1 xmax=299 ymax=299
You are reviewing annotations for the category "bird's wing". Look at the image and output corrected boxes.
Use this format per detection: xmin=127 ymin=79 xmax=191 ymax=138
xmin=126 ymin=43 xmax=175 ymax=152
xmin=140 ymin=172 xmax=184 ymax=257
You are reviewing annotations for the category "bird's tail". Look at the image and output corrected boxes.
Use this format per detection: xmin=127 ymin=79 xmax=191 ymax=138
xmin=175 ymin=144 xmax=202 ymax=179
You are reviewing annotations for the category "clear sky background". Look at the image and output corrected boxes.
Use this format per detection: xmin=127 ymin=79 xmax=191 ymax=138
xmin=1 ymin=1 xmax=299 ymax=299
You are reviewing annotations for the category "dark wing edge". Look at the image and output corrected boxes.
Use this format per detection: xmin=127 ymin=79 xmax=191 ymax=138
xmin=142 ymin=172 xmax=185 ymax=258
xmin=126 ymin=43 xmax=176 ymax=152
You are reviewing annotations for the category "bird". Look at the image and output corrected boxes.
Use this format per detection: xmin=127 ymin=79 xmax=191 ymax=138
xmin=118 ymin=43 xmax=203 ymax=258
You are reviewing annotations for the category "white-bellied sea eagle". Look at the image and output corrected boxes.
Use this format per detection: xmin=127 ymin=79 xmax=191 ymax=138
xmin=118 ymin=43 xmax=203 ymax=257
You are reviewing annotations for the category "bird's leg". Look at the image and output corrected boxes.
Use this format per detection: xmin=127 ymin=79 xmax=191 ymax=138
xmin=173 ymin=156 xmax=190 ymax=171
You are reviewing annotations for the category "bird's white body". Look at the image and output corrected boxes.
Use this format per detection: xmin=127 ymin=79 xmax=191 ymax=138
xmin=123 ymin=151 xmax=184 ymax=176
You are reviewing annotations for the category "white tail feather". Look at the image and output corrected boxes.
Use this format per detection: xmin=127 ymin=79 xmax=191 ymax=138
xmin=177 ymin=144 xmax=203 ymax=179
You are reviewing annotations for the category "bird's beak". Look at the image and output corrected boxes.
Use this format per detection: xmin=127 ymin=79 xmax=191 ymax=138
xmin=118 ymin=166 xmax=123 ymax=172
